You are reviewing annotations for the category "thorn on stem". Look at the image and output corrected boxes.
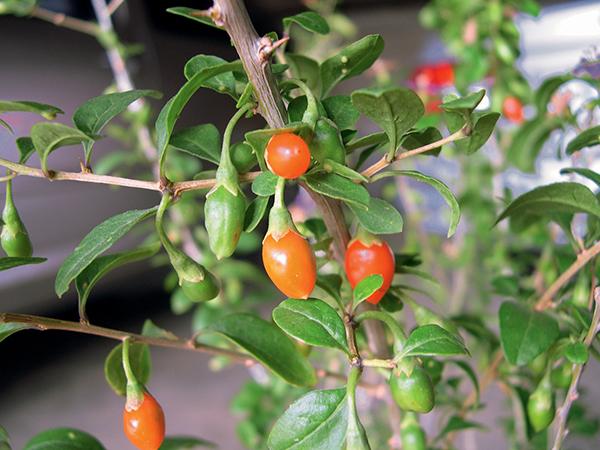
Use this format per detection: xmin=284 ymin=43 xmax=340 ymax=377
xmin=258 ymin=35 xmax=290 ymax=63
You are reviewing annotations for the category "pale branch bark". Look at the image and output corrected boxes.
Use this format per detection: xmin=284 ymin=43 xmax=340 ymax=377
xmin=29 ymin=6 xmax=100 ymax=36
xmin=0 ymin=312 xmax=379 ymax=390
xmin=551 ymin=287 xmax=600 ymax=450
xmin=0 ymin=156 xmax=260 ymax=193
xmin=535 ymin=240 xmax=600 ymax=311
xmin=361 ymin=127 xmax=468 ymax=179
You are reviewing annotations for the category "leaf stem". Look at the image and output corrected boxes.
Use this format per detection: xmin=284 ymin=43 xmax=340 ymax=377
xmin=362 ymin=358 xmax=395 ymax=368
xmin=122 ymin=337 xmax=143 ymax=409
xmin=551 ymin=286 xmax=600 ymax=450
xmin=535 ymin=240 xmax=600 ymax=311
xmin=361 ymin=127 xmax=468 ymax=179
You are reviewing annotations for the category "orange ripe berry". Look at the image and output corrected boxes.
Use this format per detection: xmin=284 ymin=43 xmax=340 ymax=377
xmin=123 ymin=392 xmax=165 ymax=450
xmin=265 ymin=133 xmax=311 ymax=179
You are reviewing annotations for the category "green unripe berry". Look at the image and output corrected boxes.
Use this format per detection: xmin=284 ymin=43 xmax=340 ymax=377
xmin=390 ymin=366 xmax=435 ymax=413
xmin=1 ymin=180 xmax=33 ymax=257
xmin=527 ymin=376 xmax=555 ymax=432
xmin=181 ymin=271 xmax=220 ymax=303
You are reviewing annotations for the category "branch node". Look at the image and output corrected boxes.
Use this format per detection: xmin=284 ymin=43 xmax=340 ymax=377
xmin=258 ymin=35 xmax=289 ymax=63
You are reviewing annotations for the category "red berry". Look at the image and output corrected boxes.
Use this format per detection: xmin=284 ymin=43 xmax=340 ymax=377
xmin=265 ymin=133 xmax=311 ymax=179
xmin=503 ymin=96 xmax=524 ymax=123
xmin=262 ymin=229 xmax=316 ymax=299
xmin=432 ymin=62 xmax=454 ymax=87
xmin=345 ymin=238 xmax=395 ymax=305
xmin=123 ymin=392 xmax=165 ymax=450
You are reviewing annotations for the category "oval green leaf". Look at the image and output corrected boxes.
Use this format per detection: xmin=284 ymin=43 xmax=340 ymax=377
xmin=397 ymin=324 xmax=468 ymax=359
xmin=353 ymin=274 xmax=383 ymax=306
xmin=251 ymin=172 xmax=278 ymax=197
xmin=0 ymin=256 xmax=46 ymax=272
xmin=273 ymin=298 xmax=348 ymax=353
xmin=210 ymin=313 xmax=316 ymax=387
xmin=31 ymin=123 xmax=93 ymax=175
xmin=348 ymin=197 xmax=403 ymax=235
xmin=283 ymin=11 xmax=329 ymax=34
xmin=169 ymin=124 xmax=221 ymax=164
xmin=104 ymin=341 xmax=151 ymax=396
xmin=159 ymin=436 xmax=216 ymax=449
xmin=0 ymin=100 xmax=63 ymax=120
xmin=304 ymin=173 xmax=369 ymax=208
xmin=23 ymin=428 xmax=105 ymax=450
xmin=566 ymin=125 xmax=600 ymax=155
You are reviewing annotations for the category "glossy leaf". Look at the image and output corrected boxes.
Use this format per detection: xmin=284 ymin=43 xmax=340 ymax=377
xmin=283 ymin=11 xmax=329 ymax=34
xmin=462 ymin=112 xmax=500 ymax=154
xmin=0 ymin=100 xmax=63 ymax=119
xmin=23 ymin=428 xmax=105 ymax=450
xmin=73 ymin=90 xmax=161 ymax=158
xmin=104 ymin=341 xmax=151 ymax=396
xmin=564 ymin=342 xmax=588 ymax=365
xmin=55 ymin=207 xmax=157 ymax=297
xmin=495 ymin=182 xmax=600 ymax=225
xmin=566 ymin=125 xmax=600 ymax=155
xmin=534 ymin=74 xmax=574 ymax=113
xmin=0 ymin=256 xmax=46 ymax=271
xmin=184 ymin=55 xmax=238 ymax=99
xmin=285 ymin=54 xmax=321 ymax=94
xmin=304 ymin=173 xmax=369 ymax=208
xmin=16 ymin=137 xmax=35 ymax=164
xmin=268 ymin=388 xmax=348 ymax=450
xmin=211 ymin=313 xmax=316 ymax=386
xmin=348 ymin=197 xmax=403 ymax=235
xmin=166 ymin=7 xmax=221 ymax=29
xmin=320 ymin=35 xmax=384 ymax=97
xmin=499 ymin=301 xmax=559 ymax=365
xmin=397 ymin=325 xmax=468 ymax=359
xmin=142 ymin=319 xmax=178 ymax=341
xmin=375 ymin=170 xmax=459 ymax=237
xmin=244 ymin=195 xmax=270 ymax=232
xmin=351 ymin=88 xmax=424 ymax=153
xmin=159 ymin=437 xmax=216 ymax=449
xmin=0 ymin=322 xmax=33 ymax=344
xmin=353 ymin=274 xmax=383 ymax=306
xmin=441 ymin=89 xmax=485 ymax=115
xmin=251 ymin=172 xmax=278 ymax=197
xmin=75 ymin=245 xmax=159 ymax=318
xmin=560 ymin=167 xmax=600 ymax=188
xmin=170 ymin=124 xmax=221 ymax=164
xmin=31 ymin=123 xmax=93 ymax=175
xmin=323 ymin=159 xmax=368 ymax=183
xmin=155 ymin=61 xmax=243 ymax=173
xmin=273 ymin=298 xmax=348 ymax=353
xmin=507 ymin=116 xmax=562 ymax=172
xmin=401 ymin=127 xmax=443 ymax=155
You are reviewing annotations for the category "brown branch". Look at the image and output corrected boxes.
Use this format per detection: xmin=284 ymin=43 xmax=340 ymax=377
xmin=535 ymin=240 xmax=600 ymax=311
xmin=106 ymin=0 xmax=126 ymax=16
xmin=0 ymin=156 xmax=261 ymax=193
xmin=29 ymin=6 xmax=99 ymax=36
xmin=551 ymin=287 xmax=600 ymax=450
xmin=361 ymin=128 xmax=468 ymax=179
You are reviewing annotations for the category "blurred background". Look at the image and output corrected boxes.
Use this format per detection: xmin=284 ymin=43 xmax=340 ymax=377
xmin=1 ymin=0 xmax=599 ymax=449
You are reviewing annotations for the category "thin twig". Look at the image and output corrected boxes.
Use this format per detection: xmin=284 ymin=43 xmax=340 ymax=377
xmin=106 ymin=0 xmax=126 ymax=16
xmin=29 ymin=6 xmax=99 ymax=36
xmin=0 ymin=156 xmax=261 ymax=193
xmin=551 ymin=287 xmax=600 ymax=450
xmin=361 ymin=128 xmax=468 ymax=179
xmin=535 ymin=241 xmax=600 ymax=311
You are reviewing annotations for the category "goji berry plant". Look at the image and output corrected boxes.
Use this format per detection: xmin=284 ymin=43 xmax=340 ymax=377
xmin=0 ymin=0 xmax=599 ymax=449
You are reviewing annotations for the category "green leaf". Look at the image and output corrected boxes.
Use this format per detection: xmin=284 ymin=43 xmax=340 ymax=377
xmin=184 ymin=55 xmax=238 ymax=99
xmin=323 ymin=159 xmax=368 ymax=183
xmin=23 ymin=428 xmax=105 ymax=450
xmin=268 ymin=388 xmax=348 ymax=450
xmin=210 ymin=313 xmax=316 ymax=386
xmin=449 ymin=360 xmax=480 ymax=407
xmin=0 ymin=256 xmax=46 ymax=271
xmin=31 ymin=123 xmax=93 ymax=175
xmin=75 ymin=245 xmax=159 ymax=319
xmin=16 ymin=137 xmax=36 ymax=164
xmin=0 ymin=425 xmax=10 ymax=450
xmin=346 ymin=131 xmax=388 ymax=152
xmin=441 ymin=89 xmax=485 ymax=115
xmin=283 ymin=11 xmax=329 ymax=34
xmin=397 ymin=324 xmax=468 ymax=359
xmin=251 ymin=172 xmax=278 ymax=197
xmin=507 ymin=116 xmax=562 ymax=172
xmin=0 ymin=100 xmax=63 ymax=120
xmin=499 ymin=301 xmax=559 ymax=365
xmin=244 ymin=195 xmax=270 ymax=232
xmin=495 ymin=182 xmax=600 ymax=225
xmin=322 ymin=95 xmax=359 ymax=130
xmin=159 ymin=437 xmax=216 ymax=450
xmin=351 ymin=88 xmax=424 ymax=153
xmin=534 ymin=74 xmax=574 ymax=113
xmin=564 ymin=342 xmax=588 ymax=365
xmin=320 ymin=35 xmax=384 ymax=97
xmin=316 ymin=274 xmax=342 ymax=302
xmin=353 ymin=274 xmax=383 ymax=306
xmin=273 ymin=298 xmax=348 ymax=353
xmin=462 ymin=112 xmax=500 ymax=154
xmin=401 ymin=127 xmax=443 ymax=155
xmin=0 ymin=118 xmax=12 ymax=133
xmin=73 ymin=90 xmax=161 ymax=158
xmin=170 ymin=124 xmax=221 ymax=164
xmin=374 ymin=170 xmax=459 ymax=237
xmin=104 ymin=341 xmax=151 ymax=396
xmin=348 ymin=197 xmax=403 ymax=235
xmin=566 ymin=125 xmax=600 ymax=155
xmin=0 ymin=322 xmax=33 ymax=344
xmin=304 ymin=173 xmax=369 ymax=208
xmin=560 ymin=168 xmax=600 ymax=188
xmin=435 ymin=416 xmax=485 ymax=441
xmin=285 ymin=54 xmax=321 ymax=94
xmin=155 ymin=61 xmax=243 ymax=173
xmin=142 ymin=319 xmax=179 ymax=340
xmin=55 ymin=207 xmax=157 ymax=297
xmin=166 ymin=7 xmax=222 ymax=29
